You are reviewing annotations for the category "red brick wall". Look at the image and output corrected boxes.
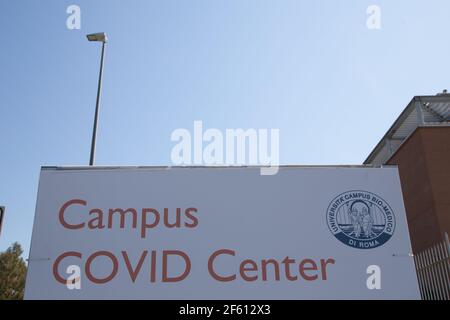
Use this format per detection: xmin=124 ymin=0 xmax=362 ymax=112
xmin=387 ymin=126 xmax=450 ymax=253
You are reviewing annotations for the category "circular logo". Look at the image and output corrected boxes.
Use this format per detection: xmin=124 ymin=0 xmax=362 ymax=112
xmin=326 ymin=190 xmax=395 ymax=249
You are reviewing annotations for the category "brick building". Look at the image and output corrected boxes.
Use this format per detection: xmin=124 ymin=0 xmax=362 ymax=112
xmin=364 ymin=93 xmax=450 ymax=253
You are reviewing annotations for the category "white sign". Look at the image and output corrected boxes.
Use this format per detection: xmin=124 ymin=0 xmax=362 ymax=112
xmin=25 ymin=166 xmax=420 ymax=299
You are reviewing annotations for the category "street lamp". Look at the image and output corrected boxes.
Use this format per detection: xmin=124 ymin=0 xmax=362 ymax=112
xmin=86 ymin=32 xmax=108 ymax=166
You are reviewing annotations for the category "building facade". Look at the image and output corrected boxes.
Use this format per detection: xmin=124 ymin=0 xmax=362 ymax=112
xmin=364 ymin=93 xmax=450 ymax=253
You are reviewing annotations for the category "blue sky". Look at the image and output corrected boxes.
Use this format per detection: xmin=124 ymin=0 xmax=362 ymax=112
xmin=1 ymin=0 xmax=450 ymax=257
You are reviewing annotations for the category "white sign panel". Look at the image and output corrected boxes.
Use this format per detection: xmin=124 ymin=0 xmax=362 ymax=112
xmin=25 ymin=166 xmax=420 ymax=299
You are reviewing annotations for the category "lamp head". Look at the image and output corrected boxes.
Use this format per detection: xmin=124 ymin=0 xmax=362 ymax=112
xmin=86 ymin=32 xmax=108 ymax=43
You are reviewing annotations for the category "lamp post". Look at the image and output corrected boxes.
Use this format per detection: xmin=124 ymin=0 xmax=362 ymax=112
xmin=86 ymin=32 xmax=108 ymax=166
xmin=0 ymin=206 xmax=4 ymax=237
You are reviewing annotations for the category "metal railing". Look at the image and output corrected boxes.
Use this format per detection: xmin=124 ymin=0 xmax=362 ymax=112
xmin=414 ymin=233 xmax=450 ymax=300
